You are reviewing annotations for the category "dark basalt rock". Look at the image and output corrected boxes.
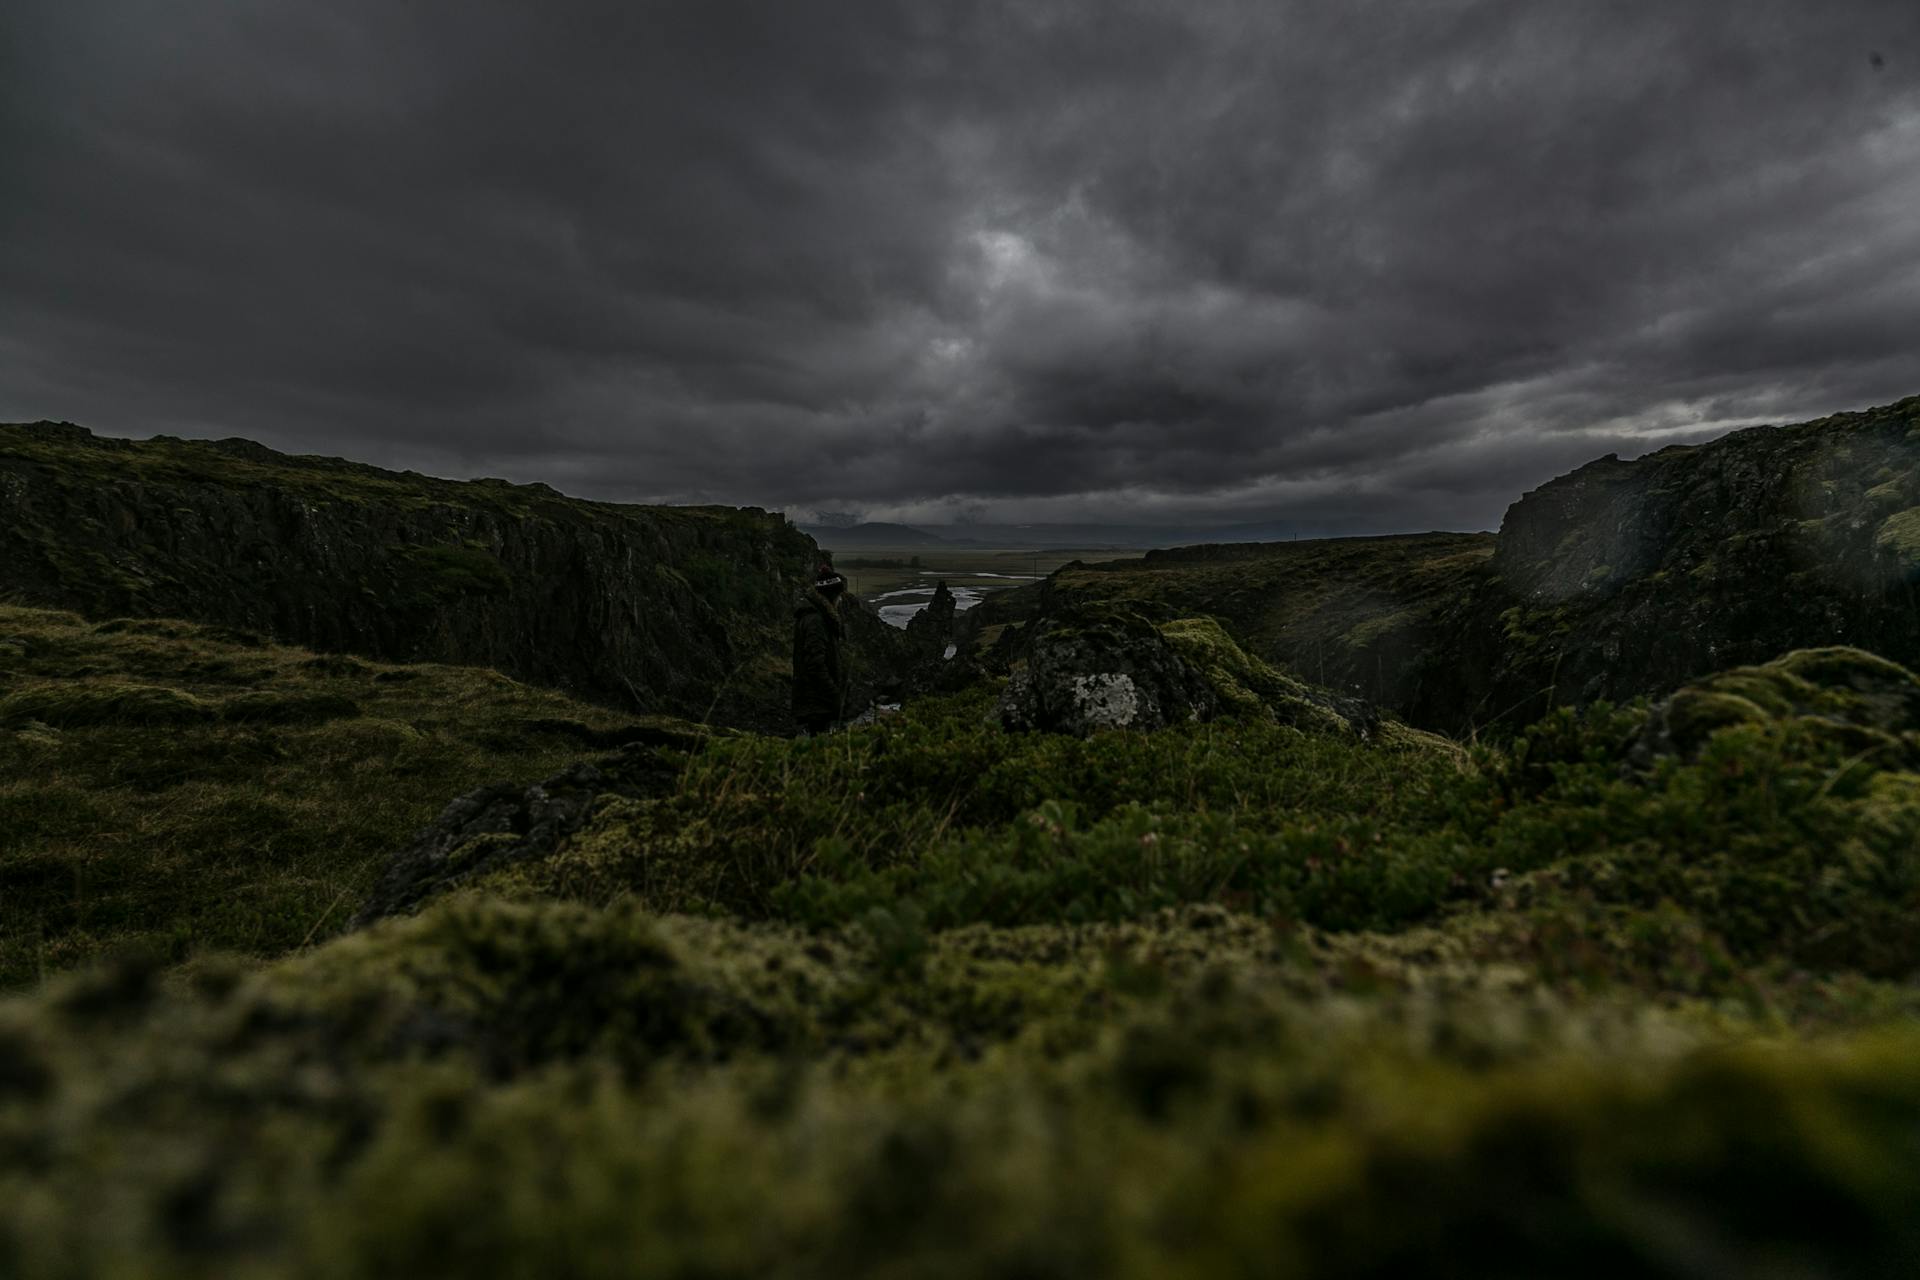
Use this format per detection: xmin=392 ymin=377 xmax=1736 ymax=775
xmin=793 ymin=585 xmax=913 ymax=715
xmin=891 ymin=580 xmax=991 ymax=697
xmin=0 ymin=421 xmax=864 ymax=729
xmin=1426 ymin=395 xmax=1920 ymax=732
xmin=903 ymin=580 xmax=958 ymax=658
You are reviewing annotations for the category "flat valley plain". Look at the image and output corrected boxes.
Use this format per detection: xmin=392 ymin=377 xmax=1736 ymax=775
xmin=823 ymin=545 xmax=1140 ymax=603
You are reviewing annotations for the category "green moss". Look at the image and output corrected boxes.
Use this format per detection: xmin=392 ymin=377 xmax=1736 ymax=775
xmin=681 ymin=552 xmax=779 ymax=616
xmin=0 ymin=681 xmax=217 ymax=728
xmin=1662 ymin=687 xmax=1768 ymax=743
xmin=1042 ymin=532 xmax=1494 ymax=701
xmin=1158 ymin=616 xmax=1351 ymax=733
xmin=0 ymin=605 xmax=647 ymax=987
xmin=1376 ymin=719 xmax=1468 ymax=761
xmin=394 ymin=543 xmax=513 ymax=604
xmin=0 ymin=896 xmax=1918 ymax=1277
xmin=1342 ymin=607 xmax=1416 ymax=649
xmin=1865 ymin=479 xmax=1910 ymax=510
xmin=1655 ymin=647 xmax=1920 ymax=763
xmin=218 ymin=691 xmax=361 ymax=725
xmin=1873 ymin=506 xmax=1920 ymax=568
xmin=5 ymin=546 xmax=1920 ymax=1273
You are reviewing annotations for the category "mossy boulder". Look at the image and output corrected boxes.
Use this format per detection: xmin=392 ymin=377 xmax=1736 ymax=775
xmin=1631 ymin=646 xmax=1920 ymax=766
xmin=995 ymin=607 xmax=1221 ymax=735
xmin=263 ymin=897 xmax=844 ymax=1070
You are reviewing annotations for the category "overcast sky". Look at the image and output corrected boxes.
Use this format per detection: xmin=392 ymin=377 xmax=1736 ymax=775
xmin=5 ymin=2 xmax=1918 ymax=531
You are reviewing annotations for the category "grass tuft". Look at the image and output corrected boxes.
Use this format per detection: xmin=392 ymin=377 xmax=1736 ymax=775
xmin=0 ymin=605 xmax=651 ymax=986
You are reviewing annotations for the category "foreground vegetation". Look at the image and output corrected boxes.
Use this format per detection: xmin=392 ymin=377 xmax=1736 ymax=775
xmin=2 ymin=602 xmax=1919 ymax=1275
xmin=0 ymin=605 xmax=645 ymax=986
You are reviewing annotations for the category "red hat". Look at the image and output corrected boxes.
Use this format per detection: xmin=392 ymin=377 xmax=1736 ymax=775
xmin=815 ymin=563 xmax=846 ymax=593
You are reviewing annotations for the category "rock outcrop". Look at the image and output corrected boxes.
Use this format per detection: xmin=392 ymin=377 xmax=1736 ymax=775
xmin=903 ymin=580 xmax=958 ymax=659
xmin=996 ymin=609 xmax=1220 ymax=735
xmin=0 ymin=422 xmax=860 ymax=728
xmin=994 ymin=607 xmax=1381 ymax=738
xmin=1418 ymin=394 xmax=1920 ymax=731
xmin=350 ymin=726 xmax=708 ymax=926
xmin=1157 ymin=616 xmax=1379 ymax=737
xmin=995 ymin=395 xmax=1920 ymax=735
xmin=989 ymin=534 xmax=1495 ymax=724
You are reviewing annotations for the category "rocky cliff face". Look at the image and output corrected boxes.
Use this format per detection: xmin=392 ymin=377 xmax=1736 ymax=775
xmin=0 ymin=422 xmax=828 ymax=727
xmin=1418 ymin=394 xmax=1920 ymax=730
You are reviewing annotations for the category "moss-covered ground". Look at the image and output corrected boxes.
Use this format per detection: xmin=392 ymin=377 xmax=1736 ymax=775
xmin=0 ymin=605 xmax=649 ymax=986
xmin=0 ymin=422 xmax=769 ymax=530
xmin=2 ymin=606 xmax=1918 ymax=1276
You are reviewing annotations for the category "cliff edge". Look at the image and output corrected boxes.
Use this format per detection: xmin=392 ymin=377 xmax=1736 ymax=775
xmin=0 ymin=422 xmax=821 ymax=727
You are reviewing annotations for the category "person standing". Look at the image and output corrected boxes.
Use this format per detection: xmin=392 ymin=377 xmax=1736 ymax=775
xmin=792 ymin=563 xmax=848 ymax=735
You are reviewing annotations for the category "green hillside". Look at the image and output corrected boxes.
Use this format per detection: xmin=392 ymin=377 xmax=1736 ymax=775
xmin=2 ymin=595 xmax=1918 ymax=1275
xmin=1030 ymin=532 xmax=1494 ymax=704
xmin=0 ymin=422 xmax=832 ymax=728
xmin=4 ymin=401 xmax=1920 ymax=1276
xmin=1005 ymin=396 xmax=1920 ymax=734
xmin=0 ymin=605 xmax=681 ymax=986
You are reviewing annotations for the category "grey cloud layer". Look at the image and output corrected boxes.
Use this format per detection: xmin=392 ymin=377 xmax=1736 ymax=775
xmin=4 ymin=0 xmax=1918 ymax=529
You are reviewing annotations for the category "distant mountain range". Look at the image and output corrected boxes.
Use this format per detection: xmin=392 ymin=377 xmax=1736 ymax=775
xmin=802 ymin=517 xmax=1413 ymax=551
xmin=798 ymin=521 xmax=951 ymax=547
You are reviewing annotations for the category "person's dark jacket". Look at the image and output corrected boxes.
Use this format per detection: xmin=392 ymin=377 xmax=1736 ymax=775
xmin=791 ymin=591 xmax=847 ymax=724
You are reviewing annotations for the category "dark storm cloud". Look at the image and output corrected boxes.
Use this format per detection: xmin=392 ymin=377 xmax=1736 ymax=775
xmin=4 ymin=0 xmax=1919 ymax=529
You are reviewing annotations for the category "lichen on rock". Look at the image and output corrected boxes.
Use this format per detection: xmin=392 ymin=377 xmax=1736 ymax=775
xmin=994 ymin=607 xmax=1220 ymax=735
